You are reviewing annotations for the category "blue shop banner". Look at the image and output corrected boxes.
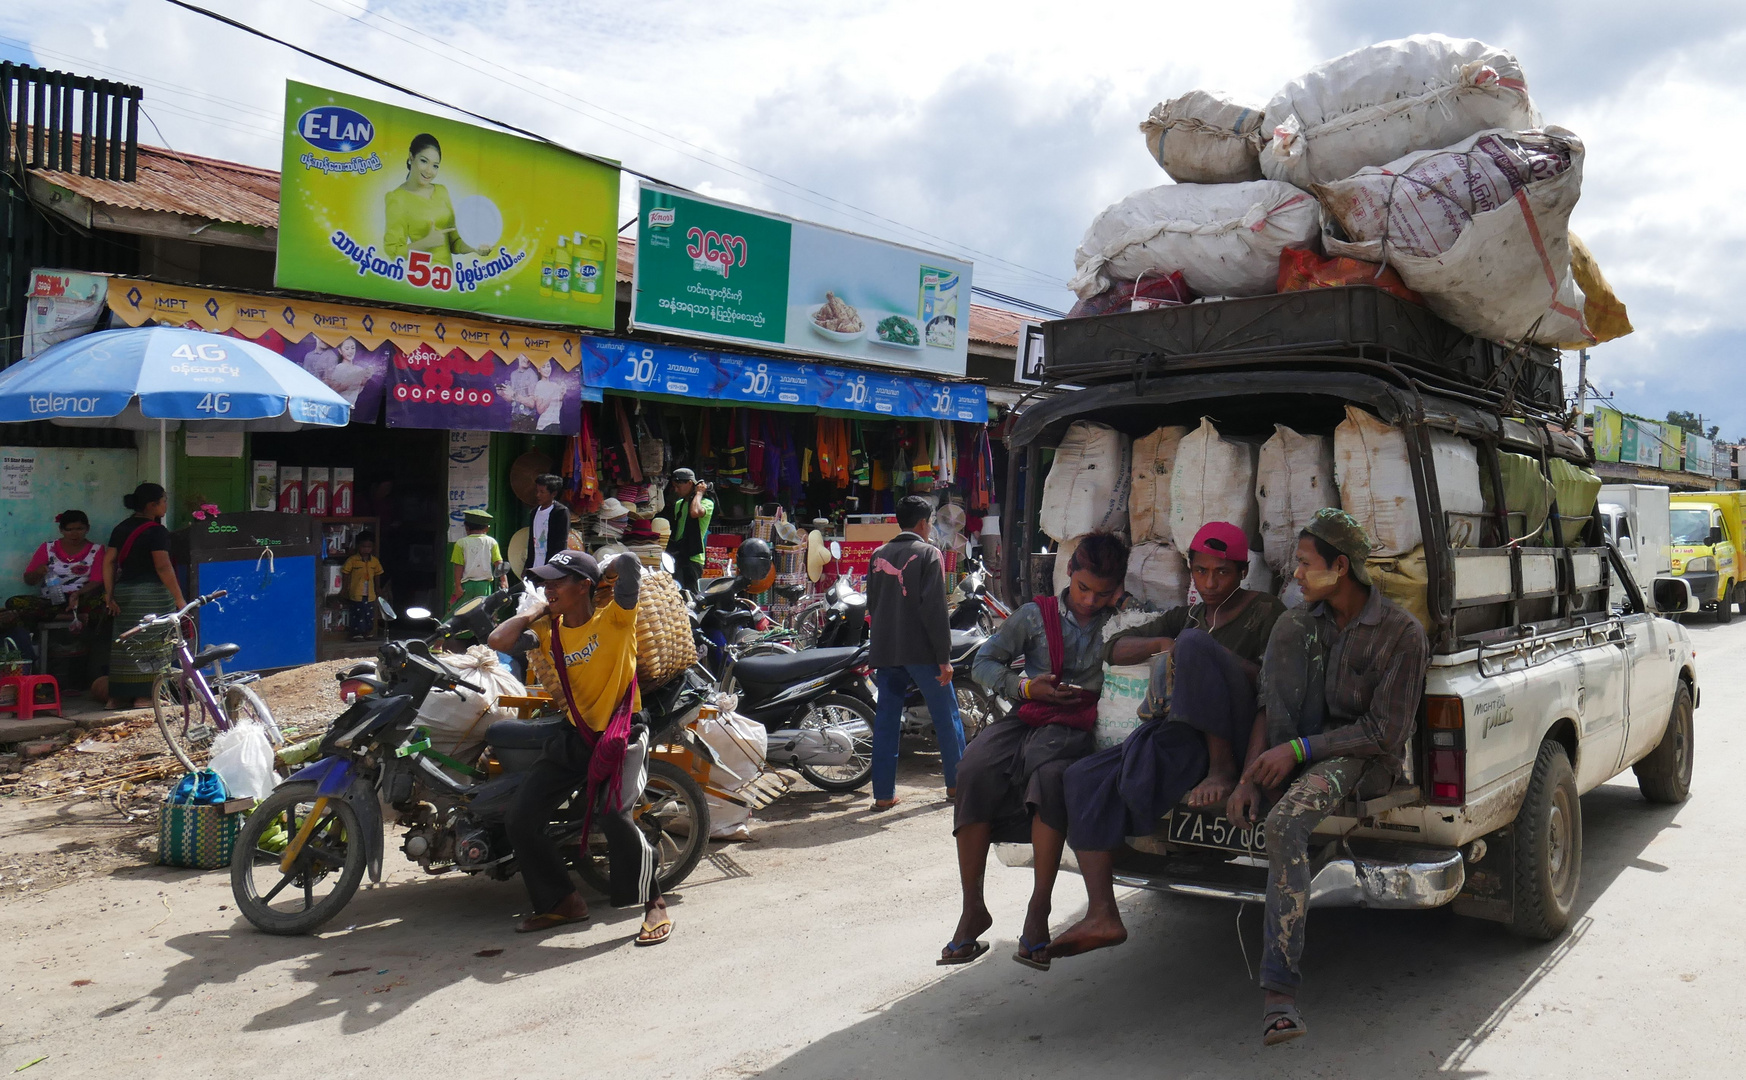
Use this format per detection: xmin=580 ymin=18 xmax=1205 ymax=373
xmin=575 ymin=336 xmax=984 ymax=421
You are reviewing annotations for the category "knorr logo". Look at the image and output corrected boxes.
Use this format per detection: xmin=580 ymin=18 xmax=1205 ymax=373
xmin=648 ymin=208 xmax=676 ymax=228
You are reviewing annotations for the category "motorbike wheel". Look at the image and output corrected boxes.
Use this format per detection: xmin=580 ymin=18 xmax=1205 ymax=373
xmin=230 ymin=781 xmax=367 ymax=936
xmin=794 ymin=693 xmax=877 ymax=792
xmin=977 ymin=606 xmax=1004 ymax=637
xmin=571 ymin=760 xmax=711 ymax=897
xmin=954 ymin=679 xmax=1005 ymax=744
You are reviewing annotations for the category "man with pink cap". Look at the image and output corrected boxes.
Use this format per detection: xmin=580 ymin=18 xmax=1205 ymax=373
xmin=1045 ymin=520 xmax=1285 ymax=961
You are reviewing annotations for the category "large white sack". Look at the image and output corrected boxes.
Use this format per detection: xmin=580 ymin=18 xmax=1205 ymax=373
xmin=418 ymin=646 xmax=526 ymax=764
xmin=694 ymin=708 xmax=768 ymax=840
xmin=1038 ymin=421 xmax=1131 ymax=541
xmin=1069 ymin=181 xmax=1320 ymax=300
xmin=1170 ymin=417 xmax=1258 ymax=550
xmin=1431 ymin=432 xmax=1485 ymax=547
xmin=1129 ymin=425 xmax=1190 ymax=544
xmin=1320 ymin=128 xmax=1592 ymax=345
xmin=1334 ymin=406 xmax=1418 ymax=557
xmin=1126 ymin=540 xmax=1192 ymax=611
xmin=1052 ymin=536 xmax=1081 ymax=597
xmin=1140 ymin=90 xmax=1267 ymax=184
xmin=1257 ymin=425 xmax=1338 ymax=572
xmin=1261 ymin=34 xmax=1538 ymax=189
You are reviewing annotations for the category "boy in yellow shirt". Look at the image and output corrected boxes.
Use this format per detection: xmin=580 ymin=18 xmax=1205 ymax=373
xmin=488 ymin=549 xmax=670 ymax=945
xmin=339 ymin=532 xmax=385 ymax=641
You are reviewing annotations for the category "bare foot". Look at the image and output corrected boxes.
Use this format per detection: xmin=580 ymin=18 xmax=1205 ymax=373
xmin=943 ymin=903 xmax=994 ymax=961
xmin=1020 ymin=897 xmax=1052 ymax=954
xmin=1045 ymin=911 xmax=1129 ymax=958
xmin=1186 ymin=771 xmax=1236 ymax=809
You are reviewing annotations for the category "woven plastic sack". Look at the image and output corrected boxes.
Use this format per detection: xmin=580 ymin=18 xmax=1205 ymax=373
xmin=1563 ymin=233 xmax=1633 ymax=347
xmin=1333 ymin=406 xmax=1418 ymax=557
xmin=1257 ymin=425 xmax=1337 ymax=573
xmin=1126 ymin=541 xmax=1191 ymax=611
xmin=1277 ymin=247 xmax=1421 ymax=305
xmin=1129 ymin=426 xmax=1190 ymax=544
xmin=1170 ymin=417 xmax=1258 ymax=551
xmin=1038 ymin=421 xmax=1131 ymax=541
xmin=1320 ymin=127 xmax=1591 ymax=345
xmin=1261 ymin=34 xmax=1538 ymax=189
xmin=420 ymin=647 xmax=526 ymax=764
xmin=1432 ymin=433 xmax=1485 ymax=548
xmin=693 ymin=707 xmax=769 ymax=839
xmin=1052 ymin=536 xmax=1081 ymax=597
xmin=1094 ymin=662 xmax=1152 ymax=751
xmin=1070 ymin=181 xmax=1321 ymax=300
xmin=1140 ymin=90 xmax=1266 ymax=184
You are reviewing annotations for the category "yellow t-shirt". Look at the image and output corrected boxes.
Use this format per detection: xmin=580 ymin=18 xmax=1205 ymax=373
xmin=533 ymin=601 xmax=640 ymax=733
xmin=340 ymin=555 xmax=383 ymax=602
xmin=383 ymin=184 xmax=460 ymax=264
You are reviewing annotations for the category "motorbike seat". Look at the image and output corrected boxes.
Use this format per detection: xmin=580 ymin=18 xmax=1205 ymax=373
xmin=486 ymin=717 xmax=567 ymax=750
xmin=734 ymin=646 xmax=863 ymax=685
xmin=189 ymin=642 xmax=241 ymax=670
xmin=948 ymin=629 xmax=983 ymax=662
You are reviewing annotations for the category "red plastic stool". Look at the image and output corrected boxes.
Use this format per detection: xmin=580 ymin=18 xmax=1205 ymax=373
xmin=0 ymin=674 xmax=61 ymax=719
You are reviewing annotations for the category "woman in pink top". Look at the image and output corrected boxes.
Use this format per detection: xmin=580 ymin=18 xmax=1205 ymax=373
xmin=23 ymin=510 xmax=105 ymax=617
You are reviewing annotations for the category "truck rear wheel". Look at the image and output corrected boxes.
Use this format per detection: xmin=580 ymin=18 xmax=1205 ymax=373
xmin=1634 ymin=682 xmax=1694 ymax=804
xmin=1509 ymin=739 xmax=1582 ymax=940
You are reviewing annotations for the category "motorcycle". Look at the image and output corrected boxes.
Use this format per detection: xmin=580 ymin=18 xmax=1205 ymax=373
xmin=230 ymin=618 xmax=717 ymax=936
xmin=899 ymin=626 xmax=1008 ymax=745
xmin=722 ymin=642 xmax=877 ymax=793
xmin=949 ymin=556 xmax=1010 ymax=635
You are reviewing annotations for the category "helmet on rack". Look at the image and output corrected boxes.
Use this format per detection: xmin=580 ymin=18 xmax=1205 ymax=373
xmin=735 ymin=537 xmax=776 ymax=593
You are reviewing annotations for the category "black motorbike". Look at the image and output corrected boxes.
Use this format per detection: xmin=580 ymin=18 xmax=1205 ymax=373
xmin=949 ymin=556 xmax=1011 ymax=635
xmin=229 ymin=621 xmax=716 ymax=936
xmin=723 ymin=642 xmax=877 ymax=793
xmin=899 ymin=626 xmax=1008 ymax=746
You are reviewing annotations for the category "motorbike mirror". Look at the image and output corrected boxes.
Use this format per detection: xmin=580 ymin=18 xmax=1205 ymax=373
xmin=452 ymin=596 xmax=483 ymax=617
xmin=829 ymin=540 xmax=842 ymax=560
xmin=660 ymin=552 xmax=677 ymax=573
xmin=403 ymin=606 xmax=432 ymax=621
xmin=377 ymin=598 xmax=399 ymax=622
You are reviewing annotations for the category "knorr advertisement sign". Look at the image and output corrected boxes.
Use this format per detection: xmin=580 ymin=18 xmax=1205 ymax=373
xmin=275 ymin=81 xmax=619 ymax=328
xmin=631 ymin=183 xmax=973 ymax=376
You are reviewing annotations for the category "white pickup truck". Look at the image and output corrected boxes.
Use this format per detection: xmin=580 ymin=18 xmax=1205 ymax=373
xmin=1000 ymin=289 xmax=1698 ymax=940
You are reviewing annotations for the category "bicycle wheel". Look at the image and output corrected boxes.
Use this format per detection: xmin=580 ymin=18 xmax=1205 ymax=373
xmin=154 ymin=671 xmax=216 ymax=772
xmin=223 ymin=681 xmax=284 ymax=746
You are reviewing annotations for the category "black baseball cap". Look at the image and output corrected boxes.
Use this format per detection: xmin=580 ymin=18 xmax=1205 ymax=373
xmin=528 ymin=549 xmax=601 ymax=582
xmin=670 ymin=467 xmax=697 ymax=483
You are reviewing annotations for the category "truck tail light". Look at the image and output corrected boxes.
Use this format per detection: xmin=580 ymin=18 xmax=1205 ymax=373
xmin=1425 ymin=695 xmax=1465 ymax=806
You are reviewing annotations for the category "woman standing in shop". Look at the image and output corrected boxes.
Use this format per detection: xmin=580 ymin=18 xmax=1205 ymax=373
xmin=383 ymin=133 xmax=475 ymax=265
xmin=101 ymin=483 xmax=186 ymax=710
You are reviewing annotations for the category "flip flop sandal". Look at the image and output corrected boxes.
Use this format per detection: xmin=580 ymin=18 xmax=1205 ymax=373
xmin=871 ymin=799 xmax=900 ymax=812
xmin=936 ymin=939 xmax=990 ymax=966
xmin=1263 ymin=1004 xmax=1306 ymax=1046
xmin=1013 ymin=935 xmax=1051 ymax=972
xmin=635 ymin=918 xmax=674 ymax=946
xmin=515 ymin=911 xmax=590 ymax=934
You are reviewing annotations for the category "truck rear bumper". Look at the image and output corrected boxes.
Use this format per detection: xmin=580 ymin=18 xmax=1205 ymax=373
xmin=994 ymin=841 xmax=1466 ymax=910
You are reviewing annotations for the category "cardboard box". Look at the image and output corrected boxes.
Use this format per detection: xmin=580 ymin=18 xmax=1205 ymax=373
xmin=332 ymin=467 xmax=355 ymax=517
xmin=844 ymin=521 xmax=901 ymax=543
xmin=250 ymin=460 xmax=277 ymax=512
xmin=277 ymin=466 xmax=303 ymax=514
xmin=305 ymin=467 xmax=331 ymax=516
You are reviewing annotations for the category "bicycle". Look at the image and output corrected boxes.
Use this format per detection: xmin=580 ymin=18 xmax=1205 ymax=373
xmin=117 ymin=590 xmax=283 ymax=771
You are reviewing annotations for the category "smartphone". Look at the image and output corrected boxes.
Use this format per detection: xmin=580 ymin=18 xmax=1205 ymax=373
xmin=1060 ymin=683 xmax=1087 ymax=693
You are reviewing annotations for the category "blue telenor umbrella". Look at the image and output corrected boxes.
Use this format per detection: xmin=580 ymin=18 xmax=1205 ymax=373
xmin=0 ymin=327 xmax=350 ymax=485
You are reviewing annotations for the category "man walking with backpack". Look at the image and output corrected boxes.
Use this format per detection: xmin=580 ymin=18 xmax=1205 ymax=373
xmin=867 ymin=496 xmax=964 ymax=811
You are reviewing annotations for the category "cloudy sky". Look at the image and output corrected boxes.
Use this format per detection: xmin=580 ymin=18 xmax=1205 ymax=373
xmin=6 ymin=1 xmax=1744 ymax=433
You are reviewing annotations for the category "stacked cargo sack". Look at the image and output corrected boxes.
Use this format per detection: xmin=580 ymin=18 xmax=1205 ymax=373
xmin=1125 ymin=425 xmax=1192 ymax=610
xmin=1140 ymin=90 xmax=1268 ymax=184
xmin=1040 ymin=421 xmax=1130 ymax=596
xmin=1171 ymin=417 xmax=1259 ymax=552
xmin=1256 ymin=424 xmax=1338 ymax=574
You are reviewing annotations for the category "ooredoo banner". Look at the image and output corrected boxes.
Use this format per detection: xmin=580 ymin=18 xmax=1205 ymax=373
xmin=631 ymin=183 xmax=973 ymax=377
xmin=276 ymin=80 xmax=620 ymax=327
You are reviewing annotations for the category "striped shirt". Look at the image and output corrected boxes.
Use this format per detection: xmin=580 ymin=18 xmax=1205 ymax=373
xmin=1297 ymin=585 xmax=1430 ymax=780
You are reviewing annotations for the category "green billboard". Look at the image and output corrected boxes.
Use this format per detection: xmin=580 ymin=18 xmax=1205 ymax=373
xmin=631 ymin=183 xmax=973 ymax=376
xmin=275 ymin=81 xmax=619 ymax=327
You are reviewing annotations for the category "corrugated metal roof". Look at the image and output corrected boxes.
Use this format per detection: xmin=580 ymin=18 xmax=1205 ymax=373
xmin=24 ymin=131 xmax=279 ymax=230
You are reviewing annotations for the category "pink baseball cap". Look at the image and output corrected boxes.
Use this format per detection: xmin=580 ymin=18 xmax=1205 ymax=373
xmin=1188 ymin=522 xmax=1249 ymax=563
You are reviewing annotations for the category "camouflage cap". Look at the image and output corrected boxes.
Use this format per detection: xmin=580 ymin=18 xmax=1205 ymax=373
xmin=1302 ymin=507 xmax=1373 ymax=586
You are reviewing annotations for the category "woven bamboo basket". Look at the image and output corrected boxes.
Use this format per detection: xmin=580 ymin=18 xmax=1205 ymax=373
xmin=595 ymin=568 xmax=695 ymax=687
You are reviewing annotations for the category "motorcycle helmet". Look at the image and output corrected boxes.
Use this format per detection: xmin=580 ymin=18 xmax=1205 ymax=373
xmin=735 ymin=537 xmax=776 ymax=593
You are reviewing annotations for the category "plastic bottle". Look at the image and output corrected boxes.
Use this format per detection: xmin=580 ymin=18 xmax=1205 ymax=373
xmin=552 ymin=235 xmax=571 ymax=297
xmin=539 ymin=239 xmax=556 ymax=297
xmin=573 ymin=233 xmax=606 ymax=303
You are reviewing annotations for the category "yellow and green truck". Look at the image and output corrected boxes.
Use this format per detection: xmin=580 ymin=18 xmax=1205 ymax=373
xmin=1669 ymin=491 xmax=1746 ymax=621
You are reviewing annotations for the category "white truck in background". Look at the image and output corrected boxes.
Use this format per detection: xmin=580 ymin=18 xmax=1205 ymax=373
xmin=1600 ymin=484 xmax=1683 ymax=611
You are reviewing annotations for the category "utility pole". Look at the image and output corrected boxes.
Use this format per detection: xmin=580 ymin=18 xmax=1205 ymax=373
xmin=1575 ymin=348 xmax=1589 ymax=427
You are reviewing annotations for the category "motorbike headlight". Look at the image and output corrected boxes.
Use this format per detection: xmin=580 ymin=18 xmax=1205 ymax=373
xmin=1685 ymin=556 xmax=1716 ymax=573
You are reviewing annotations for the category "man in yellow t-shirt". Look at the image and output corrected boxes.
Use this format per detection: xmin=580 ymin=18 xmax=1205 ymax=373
xmin=488 ymin=549 xmax=670 ymax=944
xmin=339 ymin=533 xmax=385 ymax=640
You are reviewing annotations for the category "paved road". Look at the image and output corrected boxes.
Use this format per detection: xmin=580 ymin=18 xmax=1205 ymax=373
xmin=3 ymin=620 xmax=1742 ymax=1078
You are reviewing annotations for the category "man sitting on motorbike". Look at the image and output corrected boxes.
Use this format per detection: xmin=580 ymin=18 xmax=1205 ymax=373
xmin=488 ymin=549 xmax=672 ymax=944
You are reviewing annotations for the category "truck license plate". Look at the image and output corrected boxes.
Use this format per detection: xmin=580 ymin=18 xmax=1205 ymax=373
xmin=1167 ymin=808 xmax=1267 ymax=856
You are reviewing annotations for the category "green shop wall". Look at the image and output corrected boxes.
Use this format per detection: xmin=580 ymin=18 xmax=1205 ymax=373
xmin=487 ymin=431 xmax=567 ymax=564
xmin=171 ymin=431 xmax=250 ymax=529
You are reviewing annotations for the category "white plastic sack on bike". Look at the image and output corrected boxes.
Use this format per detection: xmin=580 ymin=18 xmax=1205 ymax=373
xmin=1257 ymin=425 xmax=1338 ymax=573
xmin=1038 ymin=421 xmax=1131 ymax=541
xmin=208 ymin=720 xmax=277 ymax=802
xmin=1260 ymin=34 xmax=1538 ymax=189
xmin=1126 ymin=541 xmax=1192 ymax=611
xmin=416 ymin=647 xmax=526 ymax=766
xmin=1140 ymin=90 xmax=1267 ymax=184
xmin=1070 ymin=181 xmax=1320 ymax=300
xmin=1320 ymin=127 xmax=1592 ymax=345
xmin=1130 ymin=425 xmax=1190 ymax=544
xmin=693 ymin=708 xmax=769 ymax=840
xmin=1170 ymin=417 xmax=1258 ymax=550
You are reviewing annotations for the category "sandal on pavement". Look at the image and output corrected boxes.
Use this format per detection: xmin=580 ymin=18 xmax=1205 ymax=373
xmin=635 ymin=918 xmax=674 ymax=946
xmin=1013 ymin=935 xmax=1051 ymax=972
xmin=937 ymin=939 xmax=989 ymax=966
xmin=1263 ymin=1003 xmax=1306 ymax=1046
xmin=516 ymin=910 xmax=590 ymax=934
xmin=871 ymin=799 xmax=900 ymax=812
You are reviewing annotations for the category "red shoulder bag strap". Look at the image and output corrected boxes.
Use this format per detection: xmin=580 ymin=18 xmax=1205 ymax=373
xmin=117 ymin=521 xmax=157 ymax=564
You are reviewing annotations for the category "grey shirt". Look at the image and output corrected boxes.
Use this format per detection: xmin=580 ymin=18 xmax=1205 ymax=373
xmin=973 ymin=590 xmax=1128 ymax=703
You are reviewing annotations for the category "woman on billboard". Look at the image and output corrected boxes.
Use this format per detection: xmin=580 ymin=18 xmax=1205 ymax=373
xmin=384 ymin=133 xmax=475 ymax=264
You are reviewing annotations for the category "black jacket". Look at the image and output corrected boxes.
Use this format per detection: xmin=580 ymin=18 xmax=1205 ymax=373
xmin=524 ymin=502 xmax=572 ymax=574
xmin=866 ymin=531 xmax=952 ymax=667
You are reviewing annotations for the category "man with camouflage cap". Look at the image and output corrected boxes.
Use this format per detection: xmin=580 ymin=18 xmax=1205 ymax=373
xmin=1226 ymin=507 xmax=1430 ymax=1046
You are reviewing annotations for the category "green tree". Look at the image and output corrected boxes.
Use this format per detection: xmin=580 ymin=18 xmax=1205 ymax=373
xmin=1666 ymin=410 xmax=1719 ymax=440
